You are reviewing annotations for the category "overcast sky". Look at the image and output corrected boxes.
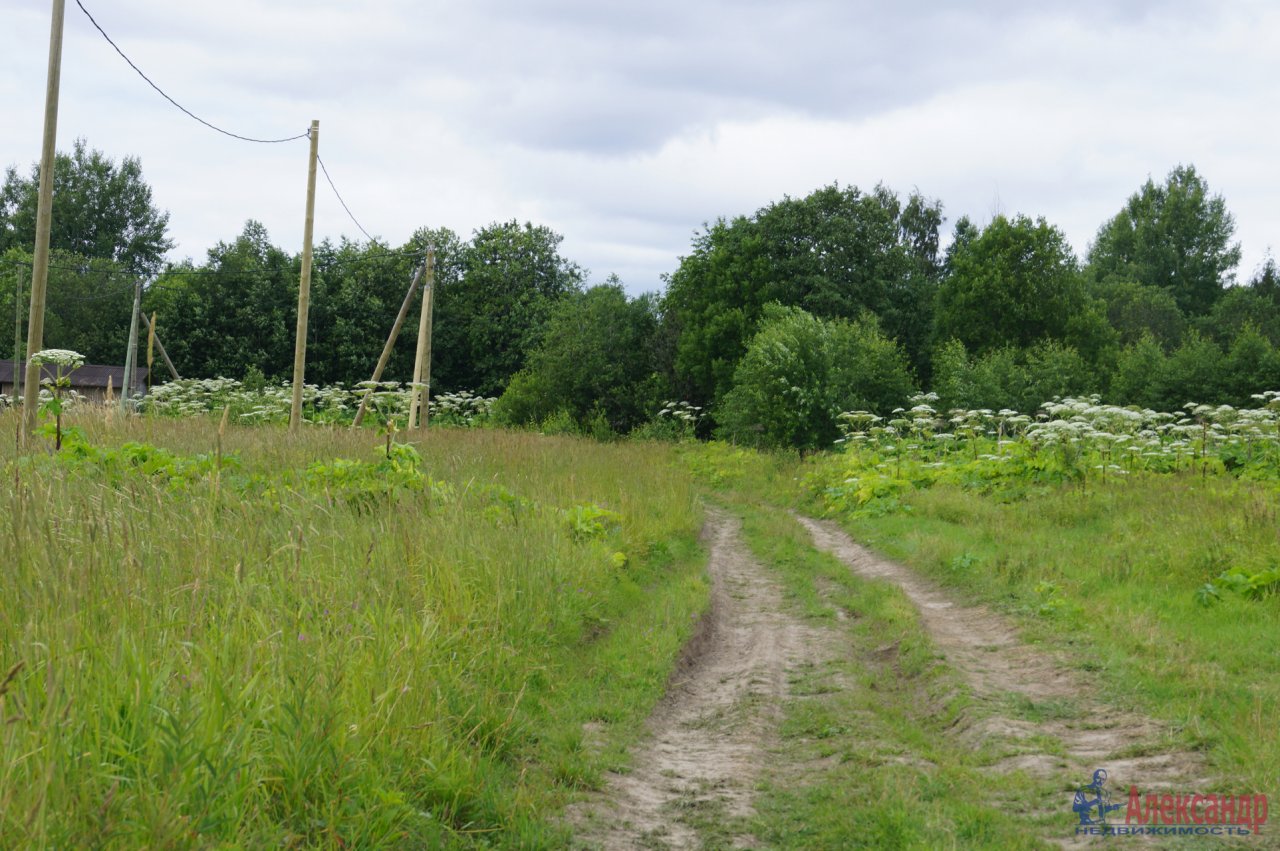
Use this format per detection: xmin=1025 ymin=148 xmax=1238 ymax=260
xmin=3 ymin=0 xmax=1279 ymax=294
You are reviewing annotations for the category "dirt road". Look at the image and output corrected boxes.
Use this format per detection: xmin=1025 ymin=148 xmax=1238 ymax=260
xmin=573 ymin=508 xmax=831 ymax=850
xmin=574 ymin=510 xmax=1208 ymax=849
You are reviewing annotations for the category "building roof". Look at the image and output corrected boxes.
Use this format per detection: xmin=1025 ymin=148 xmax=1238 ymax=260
xmin=0 ymin=360 xmax=148 ymax=392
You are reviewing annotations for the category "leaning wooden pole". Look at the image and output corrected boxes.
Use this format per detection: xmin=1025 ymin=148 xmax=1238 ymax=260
xmin=141 ymin=313 xmax=180 ymax=380
xmin=289 ymin=119 xmax=320 ymax=433
xmin=351 ymin=257 xmax=428 ymax=428
xmin=407 ymin=248 xmax=436 ymax=430
xmin=21 ymin=0 xmax=67 ymax=444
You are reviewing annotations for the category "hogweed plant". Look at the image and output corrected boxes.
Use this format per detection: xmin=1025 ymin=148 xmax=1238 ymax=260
xmin=142 ymin=376 xmax=496 ymax=429
xmin=633 ymin=401 xmax=705 ymax=442
xmin=30 ymin=348 xmax=85 ymax=451
xmin=431 ymin=390 xmax=497 ymax=427
xmin=814 ymin=391 xmax=1280 ymax=518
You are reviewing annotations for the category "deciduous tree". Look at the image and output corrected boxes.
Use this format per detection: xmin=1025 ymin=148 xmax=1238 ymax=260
xmin=1087 ymin=164 xmax=1240 ymax=316
xmin=433 ymin=221 xmax=582 ymax=395
xmin=0 ymin=139 xmax=172 ymax=277
xmin=717 ymin=304 xmax=914 ymax=450
xmin=663 ymin=183 xmax=942 ymax=408
xmin=147 ymin=221 xmax=297 ymax=379
xmin=495 ymin=281 xmax=662 ymax=431
xmin=936 ymin=214 xmax=1107 ymax=359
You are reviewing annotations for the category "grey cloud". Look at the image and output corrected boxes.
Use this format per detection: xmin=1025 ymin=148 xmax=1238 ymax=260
xmin=401 ymin=0 xmax=1228 ymax=157
xmin=58 ymin=0 xmax=1232 ymax=160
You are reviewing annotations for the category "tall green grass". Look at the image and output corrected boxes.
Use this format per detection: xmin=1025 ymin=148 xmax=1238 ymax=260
xmin=0 ymin=412 xmax=706 ymax=848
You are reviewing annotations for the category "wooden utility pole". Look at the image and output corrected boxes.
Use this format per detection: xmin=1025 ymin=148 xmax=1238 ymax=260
xmin=120 ymin=276 xmax=142 ymax=410
xmin=289 ymin=119 xmax=320 ymax=433
xmin=146 ymin=311 xmax=155 ymax=391
xmin=12 ymin=271 xmax=23 ymax=404
xmin=351 ymin=257 xmax=428 ymax=428
xmin=21 ymin=0 xmax=67 ymax=443
xmin=141 ymin=313 xmax=180 ymax=380
xmin=408 ymin=248 xmax=436 ymax=430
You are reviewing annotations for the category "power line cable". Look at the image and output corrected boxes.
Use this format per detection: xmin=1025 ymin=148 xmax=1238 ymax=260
xmin=73 ymin=0 xmax=309 ymax=145
xmin=315 ymin=247 xmax=426 ymax=268
xmin=317 ymin=154 xmax=375 ymax=242
xmin=74 ymin=0 xmax=396 ymax=246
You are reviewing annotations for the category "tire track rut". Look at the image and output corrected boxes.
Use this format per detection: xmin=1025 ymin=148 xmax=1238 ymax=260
xmin=573 ymin=508 xmax=831 ymax=850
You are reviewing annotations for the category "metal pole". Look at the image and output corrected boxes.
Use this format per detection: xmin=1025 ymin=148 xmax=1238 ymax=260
xmin=21 ymin=0 xmax=67 ymax=443
xmin=289 ymin=119 xmax=319 ymax=433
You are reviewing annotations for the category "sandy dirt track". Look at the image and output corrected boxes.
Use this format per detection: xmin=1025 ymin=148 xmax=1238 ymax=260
xmin=575 ymin=510 xmax=1209 ymax=849
xmin=573 ymin=508 xmax=831 ymax=850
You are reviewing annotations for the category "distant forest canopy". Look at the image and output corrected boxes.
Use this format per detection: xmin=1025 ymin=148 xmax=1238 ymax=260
xmin=3 ymin=142 xmax=1280 ymax=447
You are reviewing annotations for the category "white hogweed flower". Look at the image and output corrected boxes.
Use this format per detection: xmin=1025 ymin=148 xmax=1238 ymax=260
xmin=30 ymin=348 xmax=85 ymax=369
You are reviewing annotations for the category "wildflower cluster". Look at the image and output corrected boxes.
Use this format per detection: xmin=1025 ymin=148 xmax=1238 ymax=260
xmin=30 ymin=349 xmax=86 ymax=369
xmin=657 ymin=401 xmax=704 ymax=425
xmin=0 ymin=388 xmax=86 ymax=411
xmin=141 ymin=377 xmax=492 ymax=427
xmin=814 ymin=392 xmax=1280 ymax=517
xmin=430 ymin=390 xmax=497 ymax=426
xmin=31 ymin=348 xmax=87 ymax=450
xmin=632 ymin=400 xmax=704 ymax=442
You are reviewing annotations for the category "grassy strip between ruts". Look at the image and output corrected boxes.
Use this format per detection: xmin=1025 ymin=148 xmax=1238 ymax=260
xmin=710 ymin=494 xmax=1057 ymax=849
xmin=0 ymin=412 xmax=707 ymax=848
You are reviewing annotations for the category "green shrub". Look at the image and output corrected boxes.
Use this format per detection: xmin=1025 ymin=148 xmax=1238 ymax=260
xmin=717 ymin=304 xmax=914 ymax=450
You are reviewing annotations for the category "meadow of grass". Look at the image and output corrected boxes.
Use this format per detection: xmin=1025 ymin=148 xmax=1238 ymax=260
xmin=7 ymin=386 xmax=1277 ymax=848
xmin=0 ymin=411 xmax=706 ymax=848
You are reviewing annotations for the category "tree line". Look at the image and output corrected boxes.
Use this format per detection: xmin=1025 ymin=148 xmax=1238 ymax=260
xmin=2 ymin=142 xmax=1278 ymax=448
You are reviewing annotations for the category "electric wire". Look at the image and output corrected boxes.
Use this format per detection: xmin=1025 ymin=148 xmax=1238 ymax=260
xmin=73 ymin=0 xmax=398 ymax=248
xmin=73 ymin=0 xmax=309 ymax=145
xmin=317 ymin=155 xmax=375 ymax=241
xmin=5 ymin=0 xmax=427 ymax=373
